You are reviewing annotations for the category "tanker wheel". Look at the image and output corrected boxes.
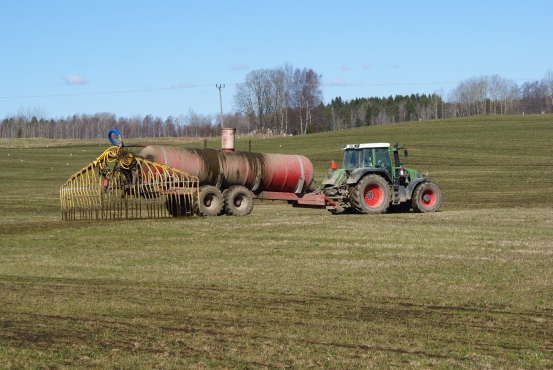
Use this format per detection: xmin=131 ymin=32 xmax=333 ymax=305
xmin=412 ymin=182 xmax=442 ymax=213
xmin=223 ymin=186 xmax=254 ymax=216
xmin=166 ymin=194 xmax=186 ymax=217
xmin=351 ymin=174 xmax=390 ymax=214
xmin=195 ymin=185 xmax=224 ymax=216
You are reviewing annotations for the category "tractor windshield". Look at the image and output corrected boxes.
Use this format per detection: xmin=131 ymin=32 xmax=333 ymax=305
xmin=344 ymin=148 xmax=375 ymax=169
xmin=361 ymin=149 xmax=373 ymax=167
xmin=343 ymin=149 xmax=358 ymax=170
xmin=375 ymin=148 xmax=391 ymax=173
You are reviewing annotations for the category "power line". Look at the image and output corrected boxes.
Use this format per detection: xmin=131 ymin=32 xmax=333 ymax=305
xmin=0 ymin=82 xmax=451 ymax=100
xmin=324 ymin=82 xmax=458 ymax=87
xmin=0 ymin=84 xmax=215 ymax=99
xmin=0 ymin=79 xmax=540 ymax=100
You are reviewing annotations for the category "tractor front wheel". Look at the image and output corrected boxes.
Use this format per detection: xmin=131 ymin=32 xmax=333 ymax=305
xmin=412 ymin=182 xmax=442 ymax=213
xmin=351 ymin=174 xmax=391 ymax=214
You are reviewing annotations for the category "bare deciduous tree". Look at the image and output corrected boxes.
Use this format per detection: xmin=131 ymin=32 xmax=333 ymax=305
xmin=233 ymin=64 xmax=323 ymax=135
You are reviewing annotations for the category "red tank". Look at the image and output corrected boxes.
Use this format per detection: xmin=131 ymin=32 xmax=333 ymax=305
xmin=138 ymin=145 xmax=314 ymax=193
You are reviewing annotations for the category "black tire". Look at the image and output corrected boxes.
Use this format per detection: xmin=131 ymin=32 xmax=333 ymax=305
xmin=166 ymin=194 xmax=183 ymax=217
xmin=389 ymin=200 xmax=412 ymax=213
xmin=195 ymin=185 xmax=224 ymax=216
xmin=350 ymin=174 xmax=391 ymax=214
xmin=223 ymin=186 xmax=254 ymax=216
xmin=166 ymin=194 xmax=194 ymax=217
xmin=329 ymin=206 xmax=354 ymax=215
xmin=412 ymin=182 xmax=442 ymax=213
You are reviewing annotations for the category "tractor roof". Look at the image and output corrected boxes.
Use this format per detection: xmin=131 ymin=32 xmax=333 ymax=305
xmin=342 ymin=143 xmax=390 ymax=150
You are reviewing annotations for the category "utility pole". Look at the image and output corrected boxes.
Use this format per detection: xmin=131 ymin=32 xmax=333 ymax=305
xmin=216 ymin=84 xmax=225 ymax=129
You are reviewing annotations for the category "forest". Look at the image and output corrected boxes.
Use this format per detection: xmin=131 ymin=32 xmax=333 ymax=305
xmin=2 ymin=67 xmax=552 ymax=140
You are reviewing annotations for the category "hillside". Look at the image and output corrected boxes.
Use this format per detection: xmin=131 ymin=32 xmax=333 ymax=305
xmin=225 ymin=114 xmax=553 ymax=210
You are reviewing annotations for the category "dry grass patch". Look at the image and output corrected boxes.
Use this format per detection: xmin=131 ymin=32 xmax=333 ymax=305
xmin=1 ymin=205 xmax=553 ymax=368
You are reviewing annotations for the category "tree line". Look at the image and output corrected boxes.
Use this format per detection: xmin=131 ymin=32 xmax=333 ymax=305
xmin=315 ymin=70 xmax=553 ymax=130
xmin=317 ymin=93 xmax=444 ymax=132
xmin=0 ymin=109 xmax=215 ymax=141
xmin=447 ymin=72 xmax=553 ymax=116
xmin=2 ymin=68 xmax=552 ymax=140
xmin=233 ymin=63 xmax=323 ymax=135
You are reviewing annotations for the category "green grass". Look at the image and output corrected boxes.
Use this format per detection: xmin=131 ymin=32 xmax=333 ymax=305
xmin=1 ymin=115 xmax=552 ymax=368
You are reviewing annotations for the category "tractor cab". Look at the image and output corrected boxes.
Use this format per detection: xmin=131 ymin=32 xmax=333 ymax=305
xmin=340 ymin=142 xmax=417 ymax=183
xmin=342 ymin=143 xmax=392 ymax=174
xmin=323 ymin=142 xmax=421 ymax=189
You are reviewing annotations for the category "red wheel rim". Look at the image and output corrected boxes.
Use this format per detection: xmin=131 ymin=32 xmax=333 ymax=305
xmin=421 ymin=189 xmax=436 ymax=207
xmin=363 ymin=183 xmax=383 ymax=208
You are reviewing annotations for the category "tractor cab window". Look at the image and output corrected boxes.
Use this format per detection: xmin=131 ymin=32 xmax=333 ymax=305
xmin=343 ymin=149 xmax=358 ymax=170
xmin=375 ymin=148 xmax=391 ymax=173
xmin=361 ymin=148 xmax=373 ymax=167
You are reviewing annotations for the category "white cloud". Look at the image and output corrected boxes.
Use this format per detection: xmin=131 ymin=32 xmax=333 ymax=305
xmin=362 ymin=62 xmax=373 ymax=69
xmin=341 ymin=63 xmax=350 ymax=70
xmin=328 ymin=78 xmax=347 ymax=86
xmin=391 ymin=63 xmax=400 ymax=68
xmin=231 ymin=63 xmax=250 ymax=71
xmin=63 ymin=75 xmax=89 ymax=85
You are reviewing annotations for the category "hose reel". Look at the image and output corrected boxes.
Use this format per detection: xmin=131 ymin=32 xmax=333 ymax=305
xmin=60 ymin=131 xmax=200 ymax=220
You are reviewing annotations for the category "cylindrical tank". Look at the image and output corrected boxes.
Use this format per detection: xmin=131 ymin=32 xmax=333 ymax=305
xmin=138 ymin=146 xmax=314 ymax=193
xmin=221 ymin=128 xmax=235 ymax=152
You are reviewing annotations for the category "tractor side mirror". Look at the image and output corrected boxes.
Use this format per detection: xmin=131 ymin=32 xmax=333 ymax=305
xmin=404 ymin=149 xmax=408 ymax=158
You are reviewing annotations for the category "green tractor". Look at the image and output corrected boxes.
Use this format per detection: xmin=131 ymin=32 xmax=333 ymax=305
xmin=322 ymin=142 xmax=442 ymax=214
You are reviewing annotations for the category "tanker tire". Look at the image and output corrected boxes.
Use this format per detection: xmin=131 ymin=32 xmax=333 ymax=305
xmin=223 ymin=185 xmax=254 ymax=216
xmin=195 ymin=185 xmax=224 ymax=216
xmin=350 ymin=174 xmax=390 ymax=214
xmin=166 ymin=195 xmax=185 ymax=217
xmin=412 ymin=182 xmax=442 ymax=213
xmin=220 ymin=188 xmax=230 ymax=216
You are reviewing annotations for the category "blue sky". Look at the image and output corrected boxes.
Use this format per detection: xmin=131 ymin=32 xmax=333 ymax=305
xmin=1 ymin=0 xmax=551 ymax=120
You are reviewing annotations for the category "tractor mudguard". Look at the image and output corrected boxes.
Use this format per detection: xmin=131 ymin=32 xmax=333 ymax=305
xmin=406 ymin=177 xmax=430 ymax=200
xmin=322 ymin=169 xmax=348 ymax=186
xmin=347 ymin=168 xmax=392 ymax=185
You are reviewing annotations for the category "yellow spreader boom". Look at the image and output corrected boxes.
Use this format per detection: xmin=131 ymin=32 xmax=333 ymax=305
xmin=60 ymin=146 xmax=200 ymax=220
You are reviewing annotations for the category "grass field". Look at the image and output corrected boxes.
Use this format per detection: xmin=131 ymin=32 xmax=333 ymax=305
xmin=1 ymin=115 xmax=552 ymax=368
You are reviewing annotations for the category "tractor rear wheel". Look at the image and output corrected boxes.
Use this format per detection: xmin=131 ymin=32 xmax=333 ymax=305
xmin=195 ymin=185 xmax=224 ymax=216
xmin=351 ymin=174 xmax=391 ymax=214
xmin=223 ymin=186 xmax=254 ymax=216
xmin=412 ymin=182 xmax=442 ymax=213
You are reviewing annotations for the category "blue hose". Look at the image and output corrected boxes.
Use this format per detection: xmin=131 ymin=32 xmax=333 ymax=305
xmin=108 ymin=129 xmax=122 ymax=146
